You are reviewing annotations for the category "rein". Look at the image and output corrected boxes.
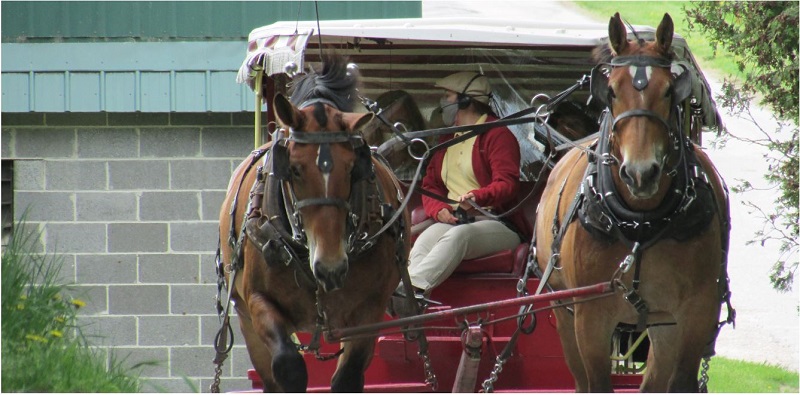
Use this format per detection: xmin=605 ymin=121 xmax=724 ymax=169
xmin=365 ymin=75 xmax=591 ymax=224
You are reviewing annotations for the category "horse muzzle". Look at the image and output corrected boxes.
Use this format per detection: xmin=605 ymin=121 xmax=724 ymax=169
xmin=313 ymin=259 xmax=349 ymax=292
xmin=619 ymin=160 xmax=661 ymax=199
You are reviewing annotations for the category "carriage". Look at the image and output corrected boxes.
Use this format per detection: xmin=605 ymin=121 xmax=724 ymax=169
xmin=214 ymin=15 xmax=731 ymax=392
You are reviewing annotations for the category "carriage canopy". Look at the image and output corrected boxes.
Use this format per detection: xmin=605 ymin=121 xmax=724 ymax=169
xmin=237 ymin=17 xmax=722 ymax=177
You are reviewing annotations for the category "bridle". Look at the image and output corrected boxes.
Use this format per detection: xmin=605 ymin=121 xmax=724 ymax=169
xmin=267 ymin=97 xmax=379 ymax=253
xmin=591 ymin=55 xmax=693 ymax=159
xmin=583 ymin=54 xmax=697 ymax=243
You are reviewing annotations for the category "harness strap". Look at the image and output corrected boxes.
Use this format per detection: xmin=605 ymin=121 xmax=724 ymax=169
xmin=294 ymin=197 xmax=350 ymax=211
xmin=612 ymin=108 xmax=670 ymax=132
xmin=229 ymin=149 xmax=268 ymax=248
xmin=537 ymin=186 xmax=584 ymax=297
xmin=532 ymin=152 xmax=587 ymax=300
xmin=620 ymin=245 xmax=648 ymax=332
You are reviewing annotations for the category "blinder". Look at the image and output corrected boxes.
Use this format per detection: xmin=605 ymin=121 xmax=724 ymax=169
xmin=590 ymin=65 xmax=611 ymax=107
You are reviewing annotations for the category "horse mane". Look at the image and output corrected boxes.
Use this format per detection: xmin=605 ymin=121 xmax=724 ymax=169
xmin=288 ymin=53 xmax=358 ymax=112
xmin=591 ymin=43 xmax=615 ymax=64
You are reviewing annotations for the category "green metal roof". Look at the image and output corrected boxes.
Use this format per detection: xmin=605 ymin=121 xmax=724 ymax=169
xmin=2 ymin=1 xmax=422 ymax=42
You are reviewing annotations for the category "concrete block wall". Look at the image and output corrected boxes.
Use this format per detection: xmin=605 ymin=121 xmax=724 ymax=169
xmin=2 ymin=112 xmax=259 ymax=392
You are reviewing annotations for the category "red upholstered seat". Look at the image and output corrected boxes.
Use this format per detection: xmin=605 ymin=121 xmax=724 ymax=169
xmin=454 ymin=242 xmax=529 ymax=275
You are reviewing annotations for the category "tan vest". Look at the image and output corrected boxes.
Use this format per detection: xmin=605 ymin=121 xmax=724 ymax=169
xmin=441 ymin=114 xmax=487 ymax=208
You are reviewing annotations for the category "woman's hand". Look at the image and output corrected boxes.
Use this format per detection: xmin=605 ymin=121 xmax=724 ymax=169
xmin=437 ymin=208 xmax=458 ymax=224
xmin=457 ymin=192 xmax=476 ymax=210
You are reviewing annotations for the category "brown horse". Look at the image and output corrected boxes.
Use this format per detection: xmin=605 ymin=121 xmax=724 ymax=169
xmin=535 ymin=13 xmax=731 ymax=392
xmin=218 ymin=56 xmax=409 ymax=392
xmin=362 ymin=89 xmax=429 ymax=179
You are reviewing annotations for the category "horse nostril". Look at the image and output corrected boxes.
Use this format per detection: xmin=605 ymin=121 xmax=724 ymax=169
xmin=313 ymin=260 xmax=349 ymax=292
xmin=620 ymin=162 xmax=660 ymax=188
xmin=642 ymin=163 xmax=661 ymax=185
xmin=620 ymin=164 xmax=635 ymax=186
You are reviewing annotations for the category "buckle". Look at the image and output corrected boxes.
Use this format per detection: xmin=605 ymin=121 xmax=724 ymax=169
xmin=624 ymin=289 xmax=648 ymax=314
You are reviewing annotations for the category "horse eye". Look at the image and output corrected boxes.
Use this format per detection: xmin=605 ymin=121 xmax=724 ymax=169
xmin=608 ymin=87 xmax=616 ymax=100
xmin=290 ymin=165 xmax=302 ymax=179
xmin=665 ymin=87 xmax=674 ymax=98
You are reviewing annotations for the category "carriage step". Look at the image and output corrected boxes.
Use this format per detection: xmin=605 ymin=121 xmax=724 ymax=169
xmin=308 ymin=383 xmax=430 ymax=392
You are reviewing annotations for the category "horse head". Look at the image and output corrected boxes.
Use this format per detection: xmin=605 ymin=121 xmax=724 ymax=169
xmin=592 ymin=13 xmax=692 ymax=205
xmin=362 ymin=90 xmax=426 ymax=146
xmin=272 ymin=92 xmax=374 ymax=292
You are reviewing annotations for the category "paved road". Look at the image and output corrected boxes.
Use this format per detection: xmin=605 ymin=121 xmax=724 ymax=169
xmin=423 ymin=0 xmax=799 ymax=372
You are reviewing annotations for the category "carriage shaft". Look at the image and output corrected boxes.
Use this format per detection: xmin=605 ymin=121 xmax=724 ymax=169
xmin=326 ymin=281 xmax=614 ymax=342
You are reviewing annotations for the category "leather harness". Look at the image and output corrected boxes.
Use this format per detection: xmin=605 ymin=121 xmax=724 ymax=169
xmin=539 ymin=56 xmax=735 ymax=351
xmin=230 ymin=128 xmax=403 ymax=289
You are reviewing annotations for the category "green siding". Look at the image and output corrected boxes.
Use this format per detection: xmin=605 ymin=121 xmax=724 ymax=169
xmin=3 ymin=42 xmax=254 ymax=112
xmin=2 ymin=1 xmax=422 ymax=42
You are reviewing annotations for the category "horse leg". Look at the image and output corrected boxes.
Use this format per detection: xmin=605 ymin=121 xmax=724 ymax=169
xmin=552 ymin=307 xmax=589 ymax=392
xmin=667 ymin=297 xmax=719 ymax=392
xmin=330 ymin=337 xmax=375 ymax=392
xmin=235 ymin=306 xmax=281 ymax=392
xmin=640 ymin=325 xmax=678 ymax=392
xmin=573 ymin=304 xmax=616 ymax=392
xmin=248 ymin=292 xmax=308 ymax=393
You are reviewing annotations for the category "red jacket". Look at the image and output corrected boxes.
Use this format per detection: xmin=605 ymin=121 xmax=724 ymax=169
xmin=421 ymin=115 xmax=532 ymax=241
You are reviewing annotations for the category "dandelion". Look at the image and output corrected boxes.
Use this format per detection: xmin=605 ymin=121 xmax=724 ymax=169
xmin=25 ymin=334 xmax=48 ymax=343
xmin=20 ymin=295 xmax=28 ymax=300
xmin=52 ymin=294 xmax=62 ymax=301
xmin=49 ymin=330 xmax=63 ymax=338
xmin=16 ymin=303 xmax=25 ymax=310
xmin=54 ymin=316 xmax=66 ymax=323
xmin=71 ymin=299 xmax=86 ymax=308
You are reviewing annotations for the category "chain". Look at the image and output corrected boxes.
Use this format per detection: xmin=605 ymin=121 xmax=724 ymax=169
xmin=698 ymin=356 xmax=711 ymax=393
xmin=210 ymin=267 xmax=237 ymax=393
xmin=419 ymin=347 xmax=438 ymax=390
xmin=210 ymin=363 xmax=224 ymax=393
xmin=393 ymin=215 xmax=438 ymax=390
xmin=481 ymin=355 xmax=507 ymax=392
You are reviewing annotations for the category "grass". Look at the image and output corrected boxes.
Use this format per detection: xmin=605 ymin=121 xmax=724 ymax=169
xmin=573 ymin=1 xmax=746 ymax=80
xmin=708 ymin=357 xmax=799 ymax=393
xmin=1 ymin=221 xmax=142 ymax=392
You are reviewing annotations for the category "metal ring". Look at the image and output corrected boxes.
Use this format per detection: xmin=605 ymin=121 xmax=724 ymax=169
xmin=408 ymin=138 xmax=430 ymax=161
xmin=529 ymin=93 xmax=551 ymax=110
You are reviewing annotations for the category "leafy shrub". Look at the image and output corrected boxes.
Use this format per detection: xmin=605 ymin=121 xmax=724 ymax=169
xmin=1 ymin=222 xmax=141 ymax=392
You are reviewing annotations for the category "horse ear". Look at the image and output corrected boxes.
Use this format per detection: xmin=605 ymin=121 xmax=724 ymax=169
xmin=342 ymin=112 xmax=375 ymax=133
xmin=608 ymin=12 xmax=628 ymax=55
xmin=655 ymin=13 xmax=674 ymax=55
xmin=273 ymin=93 xmax=303 ymax=129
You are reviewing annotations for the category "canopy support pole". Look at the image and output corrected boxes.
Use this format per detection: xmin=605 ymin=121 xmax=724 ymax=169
xmin=253 ymin=65 xmax=264 ymax=149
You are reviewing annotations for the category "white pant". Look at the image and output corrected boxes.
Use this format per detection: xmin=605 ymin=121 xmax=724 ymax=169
xmin=408 ymin=220 xmax=521 ymax=293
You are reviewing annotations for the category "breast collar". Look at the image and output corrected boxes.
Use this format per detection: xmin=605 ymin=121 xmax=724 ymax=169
xmin=577 ymin=112 xmax=717 ymax=249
